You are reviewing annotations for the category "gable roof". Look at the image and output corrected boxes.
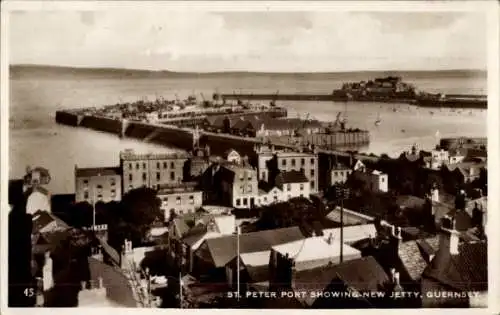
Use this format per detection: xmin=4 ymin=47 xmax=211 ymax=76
xmin=395 ymin=195 xmax=426 ymax=209
xmin=272 ymin=237 xmax=361 ymax=265
xmin=32 ymin=211 xmax=69 ymax=234
xmin=325 ymin=207 xmax=374 ymax=226
xmin=423 ymin=241 xmax=487 ymax=292
xmin=292 ymin=256 xmax=389 ymax=306
xmin=397 ymin=236 xmax=439 ymax=281
xmin=197 ymin=226 xmax=305 ymax=268
xmin=276 ymin=170 xmax=309 ymax=184
xmin=322 ymin=224 xmax=378 ymax=245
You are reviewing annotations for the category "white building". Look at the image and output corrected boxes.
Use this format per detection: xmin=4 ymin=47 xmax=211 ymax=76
xmin=275 ymin=170 xmax=311 ymax=201
xmin=352 ymin=160 xmax=388 ymax=193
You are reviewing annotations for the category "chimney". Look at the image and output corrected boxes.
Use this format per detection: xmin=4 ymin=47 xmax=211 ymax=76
xmin=430 ymin=185 xmax=439 ymax=203
xmin=42 ymin=251 xmax=54 ymax=292
xmin=439 ymin=216 xmax=460 ymax=255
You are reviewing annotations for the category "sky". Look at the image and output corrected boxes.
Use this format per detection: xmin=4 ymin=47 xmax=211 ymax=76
xmin=8 ymin=9 xmax=488 ymax=72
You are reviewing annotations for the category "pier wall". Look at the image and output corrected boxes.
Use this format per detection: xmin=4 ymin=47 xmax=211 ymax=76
xmin=54 ymin=111 xmax=377 ymax=173
xmin=80 ymin=116 xmax=123 ymax=134
xmin=55 ymin=110 xmax=80 ymax=126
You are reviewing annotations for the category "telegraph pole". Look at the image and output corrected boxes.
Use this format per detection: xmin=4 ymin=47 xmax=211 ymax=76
xmin=336 ymin=185 xmax=350 ymax=263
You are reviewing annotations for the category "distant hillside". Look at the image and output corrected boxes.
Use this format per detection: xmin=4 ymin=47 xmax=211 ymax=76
xmin=9 ymin=64 xmax=487 ymax=80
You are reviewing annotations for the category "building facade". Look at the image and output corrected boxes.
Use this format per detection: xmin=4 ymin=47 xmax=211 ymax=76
xmin=157 ymin=183 xmax=203 ymax=219
xmin=329 ymin=164 xmax=353 ymax=186
xmin=275 ymin=170 xmax=311 ymax=201
xmin=352 ymin=160 xmax=388 ymax=193
xmin=75 ymin=166 xmax=122 ymax=204
xmin=120 ymin=149 xmax=189 ymax=193
xmin=253 ymin=144 xmax=319 ymax=194
xmin=219 ymin=163 xmax=258 ymax=209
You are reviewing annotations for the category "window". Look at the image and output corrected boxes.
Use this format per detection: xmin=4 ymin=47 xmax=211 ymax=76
xmin=300 ymin=194 xmax=304 ymax=198
xmin=111 ymin=189 xmax=116 ymax=198
xmin=311 ymin=169 xmax=315 ymax=177
xmin=170 ymin=161 xmax=175 ymax=169
xmin=176 ymin=196 xmax=181 ymax=205
xmin=247 ymin=174 xmax=252 ymax=180
xmin=163 ymin=162 xmax=167 ymax=169
xmin=291 ymin=159 xmax=296 ymax=167
xmin=170 ymin=172 xmax=175 ymax=181
xmin=179 ymin=210 xmax=184 ymax=215
xmin=301 ymin=158 xmax=305 ymax=166
xmin=240 ymin=185 xmax=244 ymax=194
xmin=136 ymin=163 xmax=139 ymax=170
xmin=129 ymin=163 xmax=132 ymax=170
xmin=156 ymin=172 xmax=161 ymax=181
xmin=83 ymin=179 xmax=89 ymax=185
xmin=97 ymin=194 xmax=103 ymax=200
xmin=282 ymin=159 xmax=286 ymax=167
xmin=96 ymin=185 xmax=103 ymax=192
xmin=240 ymin=174 xmax=244 ymax=181
xmin=287 ymin=184 xmax=291 ymax=191
xmin=129 ymin=185 xmax=133 ymax=190
xmin=263 ymin=197 xmax=267 ymax=202
xmin=333 ymin=171 xmax=338 ymax=177
xmin=236 ymin=198 xmax=241 ymax=206
xmin=311 ymin=181 xmax=315 ymax=189
xmin=243 ymin=198 xmax=248 ymax=206
xmin=381 ymin=177 xmax=385 ymax=183
xmin=110 ymin=178 xmax=116 ymax=186
xmin=143 ymin=162 xmax=147 ymax=169
xmin=143 ymin=173 xmax=147 ymax=181
xmin=189 ymin=195 xmax=194 ymax=204
xmin=129 ymin=174 xmax=133 ymax=181
xmin=274 ymin=195 xmax=278 ymax=201
xmin=157 ymin=162 xmax=160 ymax=169
xmin=300 ymin=184 xmax=304 ymax=191
xmin=84 ymin=191 xmax=89 ymax=199
xmin=310 ymin=158 xmax=315 ymax=165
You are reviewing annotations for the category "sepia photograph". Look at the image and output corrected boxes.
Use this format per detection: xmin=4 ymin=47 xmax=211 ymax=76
xmin=2 ymin=1 xmax=497 ymax=311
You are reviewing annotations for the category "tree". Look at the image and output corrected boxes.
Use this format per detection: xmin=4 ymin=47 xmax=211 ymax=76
xmin=108 ymin=187 xmax=162 ymax=251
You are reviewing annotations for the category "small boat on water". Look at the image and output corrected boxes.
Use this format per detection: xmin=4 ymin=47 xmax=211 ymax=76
xmin=401 ymin=129 xmax=406 ymax=133
xmin=374 ymin=114 xmax=381 ymax=126
xmin=429 ymin=111 xmax=434 ymax=115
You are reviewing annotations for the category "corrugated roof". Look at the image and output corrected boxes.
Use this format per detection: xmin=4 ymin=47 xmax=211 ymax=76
xmin=75 ymin=167 xmax=120 ymax=178
xmin=198 ymin=226 xmax=305 ymax=268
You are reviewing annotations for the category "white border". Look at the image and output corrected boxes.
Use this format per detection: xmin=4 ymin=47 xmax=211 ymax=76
xmin=1 ymin=1 xmax=498 ymax=315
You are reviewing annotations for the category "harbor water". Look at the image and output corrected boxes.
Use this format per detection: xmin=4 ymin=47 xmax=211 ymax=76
xmin=9 ymin=70 xmax=487 ymax=194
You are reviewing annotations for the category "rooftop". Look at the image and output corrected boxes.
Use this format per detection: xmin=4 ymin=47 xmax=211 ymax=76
xmin=424 ymin=240 xmax=487 ymax=292
xmin=272 ymin=236 xmax=361 ymax=264
xmin=276 ymin=170 xmax=309 ymax=184
xmin=75 ymin=167 xmax=120 ymax=178
xmin=325 ymin=207 xmax=374 ymax=226
xmin=119 ymin=149 xmax=190 ymax=161
xmin=197 ymin=226 xmax=305 ymax=268
xmin=292 ymin=256 xmax=389 ymax=306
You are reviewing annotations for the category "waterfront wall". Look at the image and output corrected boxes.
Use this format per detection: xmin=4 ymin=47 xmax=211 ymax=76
xmin=54 ymin=111 xmax=377 ymax=169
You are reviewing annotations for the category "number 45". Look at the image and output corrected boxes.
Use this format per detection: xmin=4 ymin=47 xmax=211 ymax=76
xmin=23 ymin=288 xmax=34 ymax=297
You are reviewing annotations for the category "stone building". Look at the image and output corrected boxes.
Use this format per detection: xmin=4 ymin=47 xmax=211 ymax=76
xmin=120 ymin=149 xmax=189 ymax=193
xmin=74 ymin=166 xmax=122 ymax=204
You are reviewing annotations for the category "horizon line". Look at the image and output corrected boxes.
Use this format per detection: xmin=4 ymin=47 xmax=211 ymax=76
xmin=10 ymin=63 xmax=487 ymax=75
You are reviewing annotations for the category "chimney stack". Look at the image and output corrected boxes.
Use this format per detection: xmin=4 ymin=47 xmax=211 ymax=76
xmin=439 ymin=216 xmax=460 ymax=255
xmin=42 ymin=251 xmax=54 ymax=292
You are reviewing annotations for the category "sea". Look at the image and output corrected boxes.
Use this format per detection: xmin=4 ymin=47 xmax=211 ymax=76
xmin=8 ymin=67 xmax=487 ymax=194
